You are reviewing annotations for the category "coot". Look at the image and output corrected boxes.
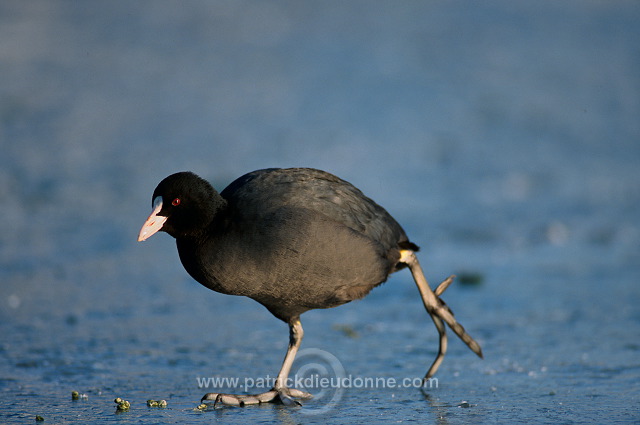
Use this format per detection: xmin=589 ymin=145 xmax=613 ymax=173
xmin=138 ymin=168 xmax=482 ymax=406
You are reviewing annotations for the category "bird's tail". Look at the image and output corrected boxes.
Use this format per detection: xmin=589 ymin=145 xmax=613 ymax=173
xmin=399 ymin=250 xmax=483 ymax=381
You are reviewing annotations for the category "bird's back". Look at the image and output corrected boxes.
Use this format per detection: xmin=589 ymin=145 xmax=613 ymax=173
xmin=221 ymin=168 xmax=412 ymax=252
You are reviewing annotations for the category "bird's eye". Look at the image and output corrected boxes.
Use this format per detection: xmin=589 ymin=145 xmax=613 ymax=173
xmin=172 ymin=198 xmax=181 ymax=206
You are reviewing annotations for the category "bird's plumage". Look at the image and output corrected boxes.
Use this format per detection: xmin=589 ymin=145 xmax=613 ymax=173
xmin=167 ymin=168 xmax=415 ymax=321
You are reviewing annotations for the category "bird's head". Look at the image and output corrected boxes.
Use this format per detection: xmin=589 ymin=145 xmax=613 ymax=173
xmin=138 ymin=171 xmax=224 ymax=241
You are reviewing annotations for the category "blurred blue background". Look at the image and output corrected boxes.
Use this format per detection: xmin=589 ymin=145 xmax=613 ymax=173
xmin=1 ymin=1 xmax=639 ymax=423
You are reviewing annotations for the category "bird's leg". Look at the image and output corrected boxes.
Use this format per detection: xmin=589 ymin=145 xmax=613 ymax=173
xmin=399 ymin=250 xmax=483 ymax=383
xmin=272 ymin=319 xmax=313 ymax=405
xmin=201 ymin=319 xmax=312 ymax=407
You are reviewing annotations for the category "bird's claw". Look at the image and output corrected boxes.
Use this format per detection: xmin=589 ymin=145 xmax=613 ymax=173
xmin=421 ymin=275 xmax=483 ymax=382
xmin=201 ymin=387 xmax=312 ymax=407
xmin=432 ymin=275 xmax=483 ymax=359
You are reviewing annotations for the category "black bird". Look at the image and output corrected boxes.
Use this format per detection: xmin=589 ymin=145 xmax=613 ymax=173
xmin=138 ymin=168 xmax=482 ymax=406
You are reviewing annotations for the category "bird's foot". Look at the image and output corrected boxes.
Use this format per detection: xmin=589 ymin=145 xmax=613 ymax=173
xmin=419 ymin=275 xmax=483 ymax=383
xmin=201 ymin=387 xmax=312 ymax=407
xmin=432 ymin=275 xmax=483 ymax=359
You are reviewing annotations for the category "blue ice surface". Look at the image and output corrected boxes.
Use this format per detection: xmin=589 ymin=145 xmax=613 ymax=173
xmin=1 ymin=1 xmax=639 ymax=424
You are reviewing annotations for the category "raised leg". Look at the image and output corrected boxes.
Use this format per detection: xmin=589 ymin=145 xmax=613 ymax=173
xmin=399 ymin=250 xmax=483 ymax=383
xmin=201 ymin=318 xmax=312 ymax=407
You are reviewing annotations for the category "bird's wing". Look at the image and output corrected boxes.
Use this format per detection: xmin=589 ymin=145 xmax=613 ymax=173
xmin=220 ymin=168 xmax=412 ymax=251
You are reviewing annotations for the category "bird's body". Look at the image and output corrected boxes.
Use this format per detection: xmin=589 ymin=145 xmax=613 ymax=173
xmin=175 ymin=168 xmax=412 ymax=321
xmin=138 ymin=167 xmax=482 ymax=406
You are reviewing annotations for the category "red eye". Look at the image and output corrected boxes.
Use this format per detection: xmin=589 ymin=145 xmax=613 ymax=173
xmin=172 ymin=198 xmax=181 ymax=206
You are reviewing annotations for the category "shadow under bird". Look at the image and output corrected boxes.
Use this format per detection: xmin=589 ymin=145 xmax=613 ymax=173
xmin=138 ymin=168 xmax=482 ymax=406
